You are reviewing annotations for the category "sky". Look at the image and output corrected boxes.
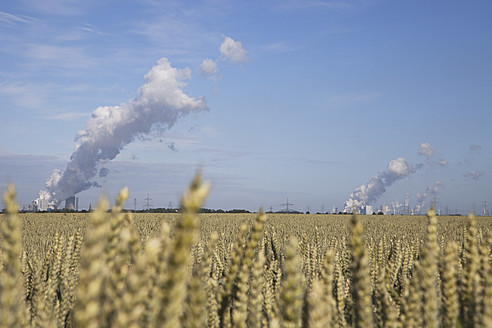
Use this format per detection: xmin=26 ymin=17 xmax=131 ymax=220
xmin=0 ymin=0 xmax=491 ymax=215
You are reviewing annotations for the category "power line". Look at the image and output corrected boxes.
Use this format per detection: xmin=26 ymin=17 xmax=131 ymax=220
xmin=281 ymin=198 xmax=293 ymax=213
xmin=144 ymin=194 xmax=152 ymax=211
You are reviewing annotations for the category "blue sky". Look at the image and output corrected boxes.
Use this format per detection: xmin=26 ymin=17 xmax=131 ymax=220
xmin=0 ymin=0 xmax=491 ymax=214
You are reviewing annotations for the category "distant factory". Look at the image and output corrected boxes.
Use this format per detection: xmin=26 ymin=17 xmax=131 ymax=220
xmin=23 ymin=198 xmax=57 ymax=212
xmin=344 ymin=204 xmax=392 ymax=215
xmin=22 ymin=196 xmax=79 ymax=212
xmin=349 ymin=205 xmax=374 ymax=215
xmin=64 ymin=196 xmax=78 ymax=211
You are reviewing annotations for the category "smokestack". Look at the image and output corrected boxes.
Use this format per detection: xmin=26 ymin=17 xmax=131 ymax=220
xmin=36 ymin=57 xmax=208 ymax=206
xmin=65 ymin=196 xmax=76 ymax=210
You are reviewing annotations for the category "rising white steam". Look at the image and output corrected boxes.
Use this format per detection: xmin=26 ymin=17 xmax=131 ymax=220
xmin=343 ymin=157 xmax=420 ymax=213
xmin=415 ymin=181 xmax=442 ymax=214
xmin=37 ymin=57 xmax=208 ymax=205
xmin=418 ymin=141 xmax=448 ymax=167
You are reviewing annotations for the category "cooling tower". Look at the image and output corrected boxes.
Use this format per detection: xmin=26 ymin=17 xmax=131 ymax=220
xmin=65 ymin=196 xmax=76 ymax=210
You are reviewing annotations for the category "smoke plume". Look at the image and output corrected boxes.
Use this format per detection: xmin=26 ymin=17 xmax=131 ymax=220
xmin=343 ymin=157 xmax=419 ymax=212
xmin=37 ymin=57 xmax=208 ymax=205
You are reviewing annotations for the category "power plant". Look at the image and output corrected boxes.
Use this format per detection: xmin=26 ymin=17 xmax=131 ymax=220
xmin=64 ymin=196 xmax=78 ymax=211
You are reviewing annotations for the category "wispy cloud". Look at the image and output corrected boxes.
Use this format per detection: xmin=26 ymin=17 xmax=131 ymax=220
xmin=0 ymin=10 xmax=37 ymax=25
xmin=0 ymin=80 xmax=95 ymax=115
xmin=131 ymin=16 xmax=214 ymax=55
xmin=0 ymin=81 xmax=49 ymax=109
xmin=78 ymin=23 xmax=108 ymax=35
xmin=56 ymin=24 xmax=110 ymax=42
xmin=22 ymin=43 xmax=95 ymax=69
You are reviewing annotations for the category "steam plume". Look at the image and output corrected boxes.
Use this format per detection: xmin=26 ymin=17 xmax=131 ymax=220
xmin=37 ymin=57 xmax=208 ymax=205
xmin=418 ymin=141 xmax=448 ymax=167
xmin=343 ymin=157 xmax=419 ymax=212
xmin=415 ymin=181 xmax=442 ymax=214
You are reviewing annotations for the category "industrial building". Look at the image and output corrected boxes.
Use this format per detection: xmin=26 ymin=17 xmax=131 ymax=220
xmin=380 ymin=205 xmax=390 ymax=215
xmin=64 ymin=196 xmax=78 ymax=211
xmin=358 ymin=205 xmax=374 ymax=215
xmin=37 ymin=198 xmax=48 ymax=212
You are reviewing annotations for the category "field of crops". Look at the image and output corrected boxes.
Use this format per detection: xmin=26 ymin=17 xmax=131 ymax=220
xmin=1 ymin=176 xmax=492 ymax=327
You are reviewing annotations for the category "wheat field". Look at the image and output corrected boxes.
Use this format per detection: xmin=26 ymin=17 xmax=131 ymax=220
xmin=1 ymin=175 xmax=492 ymax=327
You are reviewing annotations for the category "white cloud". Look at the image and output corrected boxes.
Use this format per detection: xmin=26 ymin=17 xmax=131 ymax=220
xmin=418 ymin=142 xmax=436 ymax=161
xmin=220 ymin=36 xmax=247 ymax=63
xmin=200 ymin=58 xmax=218 ymax=79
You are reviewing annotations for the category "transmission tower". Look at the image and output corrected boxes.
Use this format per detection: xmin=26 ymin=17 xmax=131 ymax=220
xmin=431 ymin=197 xmax=440 ymax=213
xmin=144 ymin=194 xmax=152 ymax=211
xmin=281 ymin=198 xmax=293 ymax=213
